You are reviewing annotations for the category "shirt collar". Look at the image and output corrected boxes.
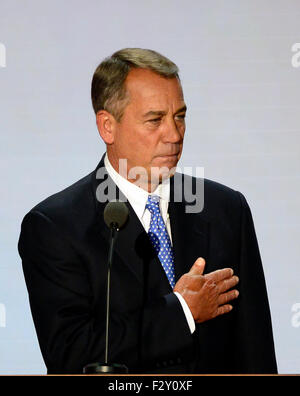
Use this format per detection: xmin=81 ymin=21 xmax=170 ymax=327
xmin=104 ymin=153 xmax=170 ymax=220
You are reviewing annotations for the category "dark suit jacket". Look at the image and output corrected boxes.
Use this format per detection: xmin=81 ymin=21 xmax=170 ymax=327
xmin=18 ymin=155 xmax=277 ymax=374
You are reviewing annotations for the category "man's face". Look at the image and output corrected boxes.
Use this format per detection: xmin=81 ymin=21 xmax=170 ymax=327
xmin=107 ymin=68 xmax=186 ymax=188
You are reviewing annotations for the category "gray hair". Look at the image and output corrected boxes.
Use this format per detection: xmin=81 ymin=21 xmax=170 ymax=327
xmin=91 ymin=48 xmax=180 ymax=121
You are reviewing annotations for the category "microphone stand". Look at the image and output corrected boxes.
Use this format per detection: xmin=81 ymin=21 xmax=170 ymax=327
xmin=83 ymin=222 xmax=129 ymax=375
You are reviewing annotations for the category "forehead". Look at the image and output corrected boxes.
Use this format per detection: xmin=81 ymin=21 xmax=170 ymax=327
xmin=124 ymin=68 xmax=184 ymax=109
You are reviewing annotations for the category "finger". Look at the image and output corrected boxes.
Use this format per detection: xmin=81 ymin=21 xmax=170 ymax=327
xmin=188 ymin=257 xmax=206 ymax=276
xmin=205 ymin=267 xmax=234 ymax=283
xmin=217 ymin=289 xmax=239 ymax=306
xmin=217 ymin=276 xmax=239 ymax=294
xmin=215 ymin=304 xmax=233 ymax=317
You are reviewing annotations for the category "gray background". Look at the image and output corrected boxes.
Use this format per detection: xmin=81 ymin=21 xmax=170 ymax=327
xmin=0 ymin=0 xmax=299 ymax=374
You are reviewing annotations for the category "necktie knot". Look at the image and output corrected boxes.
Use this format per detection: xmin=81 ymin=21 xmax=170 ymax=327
xmin=145 ymin=195 xmax=160 ymax=215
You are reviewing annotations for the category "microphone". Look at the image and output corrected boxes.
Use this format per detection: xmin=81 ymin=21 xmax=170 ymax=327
xmin=83 ymin=201 xmax=129 ymax=375
xmin=104 ymin=199 xmax=129 ymax=231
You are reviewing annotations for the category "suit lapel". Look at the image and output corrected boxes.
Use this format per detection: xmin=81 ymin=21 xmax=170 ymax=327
xmin=92 ymin=157 xmax=147 ymax=285
xmin=169 ymin=174 xmax=210 ymax=281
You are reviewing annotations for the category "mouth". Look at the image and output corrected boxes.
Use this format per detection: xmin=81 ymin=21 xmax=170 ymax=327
xmin=156 ymin=152 xmax=180 ymax=158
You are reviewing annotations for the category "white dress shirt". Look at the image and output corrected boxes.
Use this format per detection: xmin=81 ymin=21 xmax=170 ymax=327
xmin=104 ymin=153 xmax=195 ymax=334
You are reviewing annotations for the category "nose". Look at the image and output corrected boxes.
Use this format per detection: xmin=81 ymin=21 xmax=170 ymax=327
xmin=162 ymin=117 xmax=184 ymax=144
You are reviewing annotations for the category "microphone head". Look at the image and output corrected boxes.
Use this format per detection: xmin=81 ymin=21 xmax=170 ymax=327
xmin=104 ymin=200 xmax=129 ymax=230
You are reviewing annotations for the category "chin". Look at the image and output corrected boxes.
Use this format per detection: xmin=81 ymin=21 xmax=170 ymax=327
xmin=149 ymin=160 xmax=178 ymax=183
xmin=159 ymin=157 xmax=179 ymax=170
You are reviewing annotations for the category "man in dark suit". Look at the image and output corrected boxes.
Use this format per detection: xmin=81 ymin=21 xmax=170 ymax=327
xmin=18 ymin=48 xmax=277 ymax=374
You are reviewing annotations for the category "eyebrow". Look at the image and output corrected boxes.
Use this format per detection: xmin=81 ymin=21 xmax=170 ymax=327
xmin=142 ymin=105 xmax=187 ymax=119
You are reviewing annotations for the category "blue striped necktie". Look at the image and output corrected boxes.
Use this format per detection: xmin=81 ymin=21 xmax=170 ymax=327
xmin=145 ymin=194 xmax=175 ymax=289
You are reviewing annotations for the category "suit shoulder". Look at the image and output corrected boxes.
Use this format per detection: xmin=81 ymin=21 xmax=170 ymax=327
xmin=177 ymin=172 xmax=241 ymax=202
xmin=204 ymin=178 xmax=240 ymax=201
xmin=26 ymin=171 xmax=96 ymax=225
xmin=174 ymin=172 xmax=244 ymax=216
xmin=202 ymin=178 xmax=244 ymax=222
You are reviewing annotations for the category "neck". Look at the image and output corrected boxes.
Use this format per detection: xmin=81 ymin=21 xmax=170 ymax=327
xmin=106 ymin=152 xmax=169 ymax=193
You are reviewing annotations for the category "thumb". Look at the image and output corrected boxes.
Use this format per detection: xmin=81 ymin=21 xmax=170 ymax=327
xmin=189 ymin=257 xmax=206 ymax=275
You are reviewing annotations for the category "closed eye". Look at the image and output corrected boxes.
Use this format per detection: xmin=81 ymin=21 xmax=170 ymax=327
xmin=148 ymin=118 xmax=162 ymax=123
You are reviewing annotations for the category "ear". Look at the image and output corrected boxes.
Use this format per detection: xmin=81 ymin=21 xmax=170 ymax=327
xmin=96 ymin=110 xmax=116 ymax=145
